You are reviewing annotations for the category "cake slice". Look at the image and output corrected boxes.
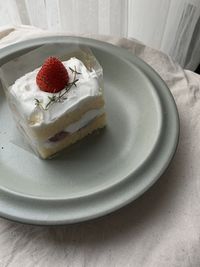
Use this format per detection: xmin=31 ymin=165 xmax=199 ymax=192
xmin=8 ymin=56 xmax=106 ymax=159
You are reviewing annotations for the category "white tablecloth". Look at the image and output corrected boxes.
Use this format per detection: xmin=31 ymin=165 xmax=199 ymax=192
xmin=0 ymin=25 xmax=200 ymax=267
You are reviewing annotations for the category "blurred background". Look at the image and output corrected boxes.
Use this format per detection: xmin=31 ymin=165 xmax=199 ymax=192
xmin=0 ymin=0 xmax=199 ymax=71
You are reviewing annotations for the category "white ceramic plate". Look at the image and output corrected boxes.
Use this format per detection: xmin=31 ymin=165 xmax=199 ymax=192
xmin=0 ymin=36 xmax=179 ymax=225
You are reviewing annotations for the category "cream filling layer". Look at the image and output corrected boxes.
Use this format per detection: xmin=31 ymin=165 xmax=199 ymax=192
xmin=43 ymin=108 xmax=105 ymax=147
xmin=64 ymin=108 xmax=104 ymax=133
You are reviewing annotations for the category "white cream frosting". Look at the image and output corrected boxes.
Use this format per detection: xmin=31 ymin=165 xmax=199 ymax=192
xmin=9 ymin=57 xmax=102 ymax=127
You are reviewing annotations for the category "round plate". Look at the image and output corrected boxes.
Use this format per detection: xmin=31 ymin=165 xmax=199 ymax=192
xmin=0 ymin=36 xmax=179 ymax=225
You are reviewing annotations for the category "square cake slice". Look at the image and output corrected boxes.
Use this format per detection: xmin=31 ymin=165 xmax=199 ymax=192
xmin=8 ymin=56 xmax=106 ymax=159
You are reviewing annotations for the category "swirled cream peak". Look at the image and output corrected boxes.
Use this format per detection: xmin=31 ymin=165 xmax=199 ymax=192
xmin=9 ymin=58 xmax=102 ymax=126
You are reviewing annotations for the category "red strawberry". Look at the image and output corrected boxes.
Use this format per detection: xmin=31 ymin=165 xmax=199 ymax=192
xmin=36 ymin=57 xmax=69 ymax=93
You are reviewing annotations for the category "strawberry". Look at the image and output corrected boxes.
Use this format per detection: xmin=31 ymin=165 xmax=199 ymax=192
xmin=36 ymin=57 xmax=69 ymax=93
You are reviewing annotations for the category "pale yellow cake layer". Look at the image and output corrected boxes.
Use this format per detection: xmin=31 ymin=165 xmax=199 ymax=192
xmin=27 ymin=96 xmax=105 ymax=141
xmin=37 ymin=113 xmax=106 ymax=159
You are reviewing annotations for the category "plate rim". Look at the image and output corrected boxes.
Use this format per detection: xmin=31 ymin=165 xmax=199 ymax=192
xmin=0 ymin=36 xmax=180 ymax=225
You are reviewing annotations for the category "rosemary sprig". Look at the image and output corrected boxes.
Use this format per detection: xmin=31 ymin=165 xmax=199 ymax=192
xmin=69 ymin=67 xmax=81 ymax=75
xmin=35 ymin=66 xmax=81 ymax=110
xmin=34 ymin=98 xmax=44 ymax=109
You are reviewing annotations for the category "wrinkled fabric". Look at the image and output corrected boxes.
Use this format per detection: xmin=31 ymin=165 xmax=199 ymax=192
xmin=0 ymin=25 xmax=200 ymax=267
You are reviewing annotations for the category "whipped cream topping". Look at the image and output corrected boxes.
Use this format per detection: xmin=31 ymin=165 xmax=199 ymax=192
xmin=9 ymin=58 xmax=102 ymax=127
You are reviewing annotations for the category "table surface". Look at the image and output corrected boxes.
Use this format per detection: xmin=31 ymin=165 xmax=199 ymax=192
xmin=0 ymin=25 xmax=200 ymax=267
